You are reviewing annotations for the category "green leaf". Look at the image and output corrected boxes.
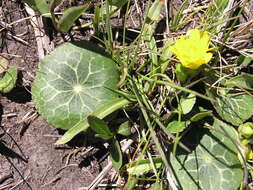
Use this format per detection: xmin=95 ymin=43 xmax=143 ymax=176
xmin=32 ymin=41 xmax=119 ymax=130
xmin=49 ymin=0 xmax=62 ymax=26
xmin=148 ymin=182 xmax=164 ymax=190
xmin=55 ymin=98 xmax=130 ymax=145
xmin=225 ymin=74 xmax=253 ymax=91
xmin=24 ymin=0 xmax=50 ymax=17
xmin=166 ymin=121 xmax=188 ymax=133
xmin=57 ymin=5 xmax=89 ymax=32
xmin=108 ymin=0 xmax=129 ymax=8
xmin=236 ymin=55 xmax=253 ymax=67
xmin=190 ymin=107 xmax=212 ymax=122
xmin=176 ymin=64 xmax=188 ymax=83
xmin=207 ymin=88 xmax=253 ymax=126
xmin=55 ymin=119 xmax=89 ymax=145
xmin=170 ymin=118 xmax=243 ymax=190
xmin=93 ymin=6 xmax=101 ymax=32
xmin=109 ymin=137 xmax=122 ymax=169
xmin=180 ymin=93 xmax=196 ymax=114
xmin=0 ymin=65 xmax=18 ymax=93
xmin=88 ymin=116 xmax=113 ymax=140
xmin=117 ymin=121 xmax=131 ymax=136
xmin=49 ymin=0 xmax=62 ymax=12
xmin=127 ymin=157 xmax=163 ymax=175
xmin=147 ymin=0 xmax=164 ymax=21
xmin=123 ymin=176 xmax=138 ymax=190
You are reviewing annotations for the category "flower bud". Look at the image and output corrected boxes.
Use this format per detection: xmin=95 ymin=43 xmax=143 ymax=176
xmin=238 ymin=122 xmax=253 ymax=139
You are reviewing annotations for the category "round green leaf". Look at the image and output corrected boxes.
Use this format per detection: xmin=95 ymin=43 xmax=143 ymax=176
xmin=32 ymin=41 xmax=119 ymax=130
xmin=170 ymin=118 xmax=243 ymax=190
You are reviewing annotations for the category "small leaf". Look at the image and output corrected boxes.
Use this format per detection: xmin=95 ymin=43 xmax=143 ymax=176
xmin=24 ymin=0 xmax=50 ymax=16
xmin=57 ymin=5 xmax=89 ymax=32
xmin=190 ymin=108 xmax=212 ymax=122
xmin=236 ymin=54 xmax=253 ymax=67
xmin=147 ymin=0 xmax=164 ymax=21
xmin=88 ymin=116 xmax=113 ymax=140
xmin=0 ymin=65 xmax=18 ymax=93
xmin=49 ymin=0 xmax=62 ymax=12
xmin=117 ymin=121 xmax=131 ymax=136
xmin=49 ymin=0 xmax=63 ymax=28
xmin=180 ymin=93 xmax=196 ymax=114
xmin=127 ymin=157 xmax=163 ymax=175
xmin=225 ymin=74 xmax=253 ymax=91
xmin=170 ymin=117 xmax=243 ymax=190
xmin=166 ymin=121 xmax=188 ymax=133
xmin=149 ymin=182 xmax=163 ymax=190
xmin=123 ymin=176 xmax=138 ymax=190
xmin=109 ymin=138 xmax=122 ymax=169
xmin=108 ymin=0 xmax=129 ymax=8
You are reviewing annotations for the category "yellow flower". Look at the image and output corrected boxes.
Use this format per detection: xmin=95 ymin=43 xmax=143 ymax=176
xmin=170 ymin=29 xmax=213 ymax=69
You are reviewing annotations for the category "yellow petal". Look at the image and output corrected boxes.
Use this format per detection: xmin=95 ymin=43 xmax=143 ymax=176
xmin=200 ymin=31 xmax=211 ymax=50
xmin=204 ymin=53 xmax=213 ymax=63
xmin=169 ymin=28 xmax=213 ymax=70
xmin=187 ymin=29 xmax=201 ymax=41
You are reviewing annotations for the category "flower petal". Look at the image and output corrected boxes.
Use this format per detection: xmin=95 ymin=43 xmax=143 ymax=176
xmin=169 ymin=29 xmax=213 ymax=70
xmin=200 ymin=31 xmax=211 ymax=50
xmin=204 ymin=52 xmax=213 ymax=63
xmin=187 ymin=29 xmax=201 ymax=41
